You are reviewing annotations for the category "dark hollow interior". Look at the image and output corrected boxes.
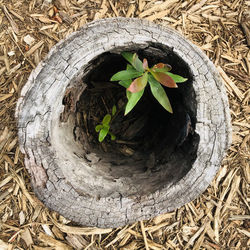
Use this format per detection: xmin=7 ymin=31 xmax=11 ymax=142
xmin=63 ymin=44 xmax=200 ymax=196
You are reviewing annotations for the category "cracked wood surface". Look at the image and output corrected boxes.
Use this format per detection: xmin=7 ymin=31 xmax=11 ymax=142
xmin=16 ymin=18 xmax=231 ymax=228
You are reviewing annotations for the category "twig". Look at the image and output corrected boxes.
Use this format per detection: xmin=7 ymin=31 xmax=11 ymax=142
xmin=8 ymin=32 xmax=36 ymax=68
xmin=101 ymin=96 xmax=109 ymax=114
xmin=2 ymin=5 xmax=19 ymax=34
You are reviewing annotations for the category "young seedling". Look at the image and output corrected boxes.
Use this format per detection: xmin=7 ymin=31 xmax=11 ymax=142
xmin=110 ymin=52 xmax=188 ymax=115
xmin=95 ymin=105 xmax=117 ymax=142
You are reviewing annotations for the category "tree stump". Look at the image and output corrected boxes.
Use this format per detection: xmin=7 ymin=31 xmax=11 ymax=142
xmin=16 ymin=18 xmax=231 ymax=228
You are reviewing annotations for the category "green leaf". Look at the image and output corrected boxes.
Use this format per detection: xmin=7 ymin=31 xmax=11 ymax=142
xmin=127 ymin=72 xmax=148 ymax=93
xmin=126 ymin=64 xmax=133 ymax=70
xmin=132 ymin=53 xmax=144 ymax=72
xmin=126 ymin=89 xmax=132 ymax=100
xmin=102 ymin=114 xmax=111 ymax=125
xmin=95 ymin=124 xmax=102 ymax=132
xmin=148 ymin=74 xmax=173 ymax=113
xmin=109 ymin=132 xmax=116 ymax=140
xmin=150 ymin=70 xmax=178 ymax=88
xmin=165 ymin=72 xmax=188 ymax=83
xmin=110 ymin=69 xmax=142 ymax=81
xmin=122 ymin=52 xmax=134 ymax=65
xmin=125 ymin=89 xmax=144 ymax=115
xmin=99 ymin=127 xmax=109 ymax=142
xmin=119 ymin=80 xmax=132 ymax=88
xmin=112 ymin=105 xmax=117 ymax=116
xmin=121 ymin=52 xmax=144 ymax=72
xmin=103 ymin=124 xmax=110 ymax=130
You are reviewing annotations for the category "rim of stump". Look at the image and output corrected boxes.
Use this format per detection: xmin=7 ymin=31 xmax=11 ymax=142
xmin=16 ymin=17 xmax=232 ymax=228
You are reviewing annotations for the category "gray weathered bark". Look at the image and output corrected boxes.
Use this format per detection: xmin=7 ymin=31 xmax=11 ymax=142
xmin=16 ymin=18 xmax=231 ymax=228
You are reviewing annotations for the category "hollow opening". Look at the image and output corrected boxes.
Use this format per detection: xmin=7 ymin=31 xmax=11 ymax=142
xmin=61 ymin=43 xmax=200 ymax=197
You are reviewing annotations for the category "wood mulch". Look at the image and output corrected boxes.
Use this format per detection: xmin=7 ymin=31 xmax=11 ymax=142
xmin=0 ymin=0 xmax=249 ymax=249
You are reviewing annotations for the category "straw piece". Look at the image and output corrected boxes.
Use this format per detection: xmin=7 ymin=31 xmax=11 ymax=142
xmin=237 ymin=229 xmax=250 ymax=238
xmin=140 ymin=221 xmax=149 ymax=250
xmin=13 ymin=173 xmax=39 ymax=208
xmin=139 ymin=0 xmax=178 ymax=18
xmin=146 ymin=9 xmax=171 ymax=21
xmin=187 ymin=0 xmax=207 ymax=14
xmin=105 ymin=224 xmax=136 ymax=247
xmin=21 ymin=228 xmax=33 ymax=247
xmin=2 ymin=6 xmax=19 ymax=34
xmin=126 ymin=4 xmax=135 ymax=18
xmin=221 ymin=175 xmax=241 ymax=215
xmin=241 ymin=22 xmax=250 ymax=46
xmin=49 ymin=214 xmax=112 ymax=235
xmin=25 ymin=40 xmax=44 ymax=57
xmin=118 ymin=232 xmax=131 ymax=247
xmin=217 ymin=66 xmax=244 ymax=101
xmin=38 ymin=232 xmax=73 ymax=250
xmin=147 ymin=221 xmax=179 ymax=234
xmin=108 ymin=0 xmax=119 ymax=17
xmin=127 ymin=229 xmax=167 ymax=249
xmin=229 ymin=215 xmax=250 ymax=220
xmin=138 ymin=0 xmax=146 ymax=12
xmin=184 ymin=222 xmax=207 ymax=249
xmin=8 ymin=8 xmax=25 ymax=22
xmin=0 ymin=93 xmax=13 ymax=102
xmin=214 ymin=168 xmax=238 ymax=242
xmin=94 ymin=0 xmax=108 ymax=20
xmin=152 ymin=212 xmax=175 ymax=224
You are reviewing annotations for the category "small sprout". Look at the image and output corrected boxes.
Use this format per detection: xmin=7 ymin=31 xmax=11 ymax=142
xmin=110 ymin=132 xmax=116 ymax=141
xmin=102 ymin=114 xmax=111 ymax=125
xmin=110 ymin=52 xmax=188 ymax=115
xmin=98 ymin=126 xmax=109 ymax=142
xmin=95 ymin=105 xmax=117 ymax=142
xmin=96 ymin=53 xmax=188 ymax=144
xmin=112 ymin=105 xmax=117 ymax=116
xmin=95 ymin=124 xmax=102 ymax=132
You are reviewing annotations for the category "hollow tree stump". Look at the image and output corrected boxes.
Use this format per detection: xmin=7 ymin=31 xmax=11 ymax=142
xmin=16 ymin=18 xmax=231 ymax=228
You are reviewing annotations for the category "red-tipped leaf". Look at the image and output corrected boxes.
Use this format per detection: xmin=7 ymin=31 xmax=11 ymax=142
xmin=127 ymin=72 xmax=148 ymax=93
xmin=143 ymin=58 xmax=148 ymax=70
xmin=150 ymin=71 xmax=178 ymax=88
xmin=153 ymin=63 xmax=172 ymax=71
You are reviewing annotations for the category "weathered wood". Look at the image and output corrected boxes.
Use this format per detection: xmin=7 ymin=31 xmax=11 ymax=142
xmin=16 ymin=18 xmax=231 ymax=228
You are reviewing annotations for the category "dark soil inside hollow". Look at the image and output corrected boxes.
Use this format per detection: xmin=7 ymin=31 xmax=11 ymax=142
xmin=71 ymin=45 xmax=199 ymax=173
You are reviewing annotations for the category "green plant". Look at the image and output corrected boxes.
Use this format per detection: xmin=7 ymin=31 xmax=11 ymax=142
xmin=110 ymin=52 xmax=188 ymax=115
xmin=95 ymin=105 xmax=117 ymax=142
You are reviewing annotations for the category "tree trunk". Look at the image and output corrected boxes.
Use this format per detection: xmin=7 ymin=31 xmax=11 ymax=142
xmin=16 ymin=18 xmax=231 ymax=228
